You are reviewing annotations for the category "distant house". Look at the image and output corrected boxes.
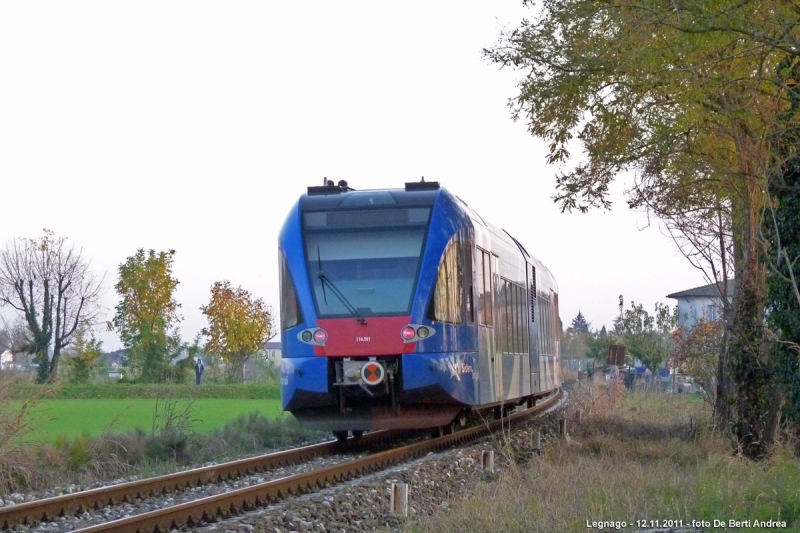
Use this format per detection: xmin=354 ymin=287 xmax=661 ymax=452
xmin=0 ymin=349 xmax=36 ymax=372
xmin=263 ymin=341 xmax=281 ymax=365
xmin=240 ymin=341 xmax=281 ymax=382
xmin=99 ymin=349 xmax=127 ymax=379
xmin=667 ymin=280 xmax=734 ymax=329
xmin=1 ymin=349 xmax=13 ymax=370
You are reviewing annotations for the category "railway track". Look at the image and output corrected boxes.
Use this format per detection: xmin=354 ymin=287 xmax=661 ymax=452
xmin=1 ymin=390 xmax=563 ymax=533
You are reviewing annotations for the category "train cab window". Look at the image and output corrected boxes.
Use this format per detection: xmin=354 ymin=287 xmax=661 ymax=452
xmin=478 ymin=249 xmax=493 ymax=326
xmin=279 ymin=250 xmax=303 ymax=330
xmin=427 ymin=237 xmax=463 ymax=324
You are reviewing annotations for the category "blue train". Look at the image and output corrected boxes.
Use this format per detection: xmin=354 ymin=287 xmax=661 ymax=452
xmin=278 ymin=180 xmax=561 ymax=439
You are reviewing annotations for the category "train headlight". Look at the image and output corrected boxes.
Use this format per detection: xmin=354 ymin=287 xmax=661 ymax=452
xmin=301 ymin=331 xmax=313 ymax=342
xmin=313 ymin=329 xmax=328 ymax=343
xmin=417 ymin=326 xmax=430 ymax=339
xmin=401 ymin=326 xmax=416 ymax=340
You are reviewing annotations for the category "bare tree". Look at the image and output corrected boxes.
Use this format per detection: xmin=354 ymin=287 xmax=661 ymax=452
xmin=0 ymin=317 xmax=33 ymax=355
xmin=0 ymin=230 xmax=103 ymax=382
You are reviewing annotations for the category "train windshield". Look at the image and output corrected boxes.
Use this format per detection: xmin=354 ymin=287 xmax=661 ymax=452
xmin=303 ymin=207 xmax=430 ymax=318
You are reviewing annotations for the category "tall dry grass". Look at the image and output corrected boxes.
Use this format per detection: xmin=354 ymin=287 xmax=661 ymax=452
xmin=409 ymin=376 xmax=800 ymax=532
xmin=0 ymin=371 xmax=50 ymax=493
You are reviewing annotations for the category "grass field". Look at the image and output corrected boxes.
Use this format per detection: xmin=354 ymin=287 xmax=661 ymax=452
xmin=17 ymin=399 xmax=285 ymax=444
xmin=408 ymin=380 xmax=800 ymax=532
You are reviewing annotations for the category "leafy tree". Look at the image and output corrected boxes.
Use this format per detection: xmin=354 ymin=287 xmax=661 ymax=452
xmin=672 ymin=320 xmax=723 ymax=410
xmin=0 ymin=230 xmax=103 ymax=382
xmin=200 ymin=281 xmax=275 ymax=382
xmin=616 ymin=301 xmax=677 ymax=373
xmin=484 ymin=0 xmax=800 ymax=459
xmin=112 ymin=249 xmax=182 ymax=383
xmin=764 ymin=57 xmax=800 ymax=439
xmin=62 ymin=324 xmax=103 ymax=384
xmin=585 ymin=327 xmax=615 ymax=363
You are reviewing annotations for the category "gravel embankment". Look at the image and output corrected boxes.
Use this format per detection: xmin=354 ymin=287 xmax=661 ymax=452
xmin=1 ymin=411 xmax=564 ymax=533
xmin=1 ymin=451 xmax=366 ymax=533
xmin=204 ymin=412 xmax=563 ymax=533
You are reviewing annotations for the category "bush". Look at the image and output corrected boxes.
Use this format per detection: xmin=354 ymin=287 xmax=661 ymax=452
xmin=8 ymin=382 xmax=279 ymax=400
xmin=195 ymin=413 xmax=327 ymax=461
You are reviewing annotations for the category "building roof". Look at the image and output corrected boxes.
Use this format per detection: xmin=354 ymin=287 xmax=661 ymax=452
xmin=666 ymin=280 xmax=735 ymax=299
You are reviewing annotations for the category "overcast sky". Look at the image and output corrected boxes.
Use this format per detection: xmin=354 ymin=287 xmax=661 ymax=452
xmin=0 ymin=1 xmax=704 ymax=350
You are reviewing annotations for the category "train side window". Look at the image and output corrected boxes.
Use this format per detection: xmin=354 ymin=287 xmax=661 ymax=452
xmin=553 ymin=291 xmax=559 ymax=355
xmin=279 ymin=250 xmax=303 ymax=330
xmin=464 ymin=240 xmax=474 ymax=324
xmin=498 ymin=279 xmax=508 ymax=353
xmin=514 ymin=284 xmax=520 ymax=353
xmin=498 ymin=278 xmax=528 ymax=354
xmin=509 ymin=281 xmax=518 ymax=353
xmin=427 ymin=237 xmax=463 ymax=324
xmin=478 ymin=249 xmax=493 ymax=326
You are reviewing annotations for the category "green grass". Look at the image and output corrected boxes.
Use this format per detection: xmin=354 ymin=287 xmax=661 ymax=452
xmin=18 ymin=399 xmax=285 ymax=444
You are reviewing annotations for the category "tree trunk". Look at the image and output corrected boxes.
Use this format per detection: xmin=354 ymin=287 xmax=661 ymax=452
xmin=726 ymin=147 xmax=774 ymax=459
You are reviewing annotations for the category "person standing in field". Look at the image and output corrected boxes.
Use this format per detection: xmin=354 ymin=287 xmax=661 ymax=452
xmin=195 ymin=358 xmax=204 ymax=385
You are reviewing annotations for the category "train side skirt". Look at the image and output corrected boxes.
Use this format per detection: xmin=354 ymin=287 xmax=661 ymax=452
xmin=289 ymin=404 xmax=463 ymax=431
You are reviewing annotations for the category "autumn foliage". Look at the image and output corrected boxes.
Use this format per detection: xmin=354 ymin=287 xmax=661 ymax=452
xmin=671 ymin=320 xmax=723 ymax=408
xmin=200 ymin=281 xmax=275 ymax=382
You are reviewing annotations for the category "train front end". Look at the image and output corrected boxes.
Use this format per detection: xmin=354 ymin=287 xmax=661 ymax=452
xmin=278 ymin=181 xmax=473 ymax=434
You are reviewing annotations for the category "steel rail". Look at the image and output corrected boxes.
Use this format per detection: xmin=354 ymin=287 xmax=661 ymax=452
xmin=69 ymin=390 xmax=563 ymax=533
xmin=0 ymin=429 xmax=404 ymax=530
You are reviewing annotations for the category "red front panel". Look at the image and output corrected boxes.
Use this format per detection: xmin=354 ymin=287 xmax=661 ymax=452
xmin=314 ymin=316 xmax=415 ymax=356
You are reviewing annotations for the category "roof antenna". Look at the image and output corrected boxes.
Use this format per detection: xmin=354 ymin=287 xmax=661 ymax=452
xmin=323 ymin=177 xmax=327 ymax=185
xmin=421 ymin=176 xmax=425 ymax=182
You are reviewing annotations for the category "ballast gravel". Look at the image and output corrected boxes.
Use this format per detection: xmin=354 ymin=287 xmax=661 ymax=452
xmin=198 ymin=413 xmax=563 ymax=533
xmin=1 ymin=413 xmax=563 ymax=533
xmin=1 ymin=452 xmax=366 ymax=533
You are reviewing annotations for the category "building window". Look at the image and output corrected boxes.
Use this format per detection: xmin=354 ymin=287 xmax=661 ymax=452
xmin=706 ymin=304 xmax=718 ymax=321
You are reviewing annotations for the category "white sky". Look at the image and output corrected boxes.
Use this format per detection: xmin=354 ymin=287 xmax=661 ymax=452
xmin=0 ymin=1 xmax=703 ymax=350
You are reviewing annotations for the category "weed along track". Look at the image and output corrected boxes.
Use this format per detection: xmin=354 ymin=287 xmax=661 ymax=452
xmin=0 ymin=434 xmax=385 ymax=531
xmin=1 ymin=392 xmax=562 ymax=533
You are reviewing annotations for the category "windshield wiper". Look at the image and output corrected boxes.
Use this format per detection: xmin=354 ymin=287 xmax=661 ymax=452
xmin=317 ymin=247 xmax=367 ymax=325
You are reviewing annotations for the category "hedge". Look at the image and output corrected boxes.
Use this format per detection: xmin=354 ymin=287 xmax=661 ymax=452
xmin=10 ymin=383 xmax=280 ymax=400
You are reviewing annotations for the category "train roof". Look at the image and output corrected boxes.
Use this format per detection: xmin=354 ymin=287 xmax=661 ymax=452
xmin=296 ymin=179 xmax=556 ymax=285
xmin=300 ymin=180 xmax=441 ymax=210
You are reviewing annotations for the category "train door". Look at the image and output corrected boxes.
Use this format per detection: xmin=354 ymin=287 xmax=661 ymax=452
xmin=476 ymin=248 xmax=497 ymax=404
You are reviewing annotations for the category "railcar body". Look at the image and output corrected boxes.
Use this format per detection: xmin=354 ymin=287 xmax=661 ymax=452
xmin=278 ymin=181 xmax=560 ymax=435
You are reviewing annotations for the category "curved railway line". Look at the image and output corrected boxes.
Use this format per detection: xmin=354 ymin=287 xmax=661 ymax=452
xmin=1 ymin=390 xmax=563 ymax=533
